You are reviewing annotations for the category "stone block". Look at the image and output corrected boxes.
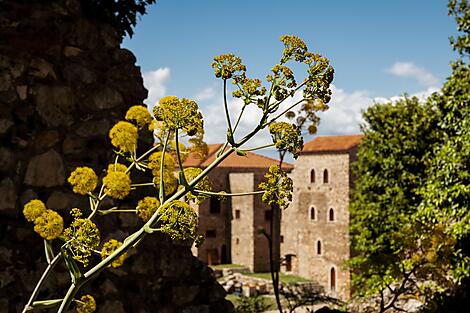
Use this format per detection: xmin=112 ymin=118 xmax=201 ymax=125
xmin=34 ymin=85 xmax=75 ymax=127
xmin=0 ymin=178 xmax=16 ymax=211
xmin=24 ymin=149 xmax=65 ymax=187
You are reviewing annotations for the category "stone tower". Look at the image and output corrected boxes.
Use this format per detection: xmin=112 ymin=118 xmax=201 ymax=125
xmin=186 ymin=144 xmax=293 ymax=272
xmin=281 ymin=135 xmax=362 ymax=300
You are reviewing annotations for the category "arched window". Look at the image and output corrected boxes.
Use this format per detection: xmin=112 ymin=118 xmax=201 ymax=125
xmin=330 ymin=267 xmax=336 ymax=291
xmin=310 ymin=207 xmax=316 ymax=220
xmin=310 ymin=169 xmax=315 ymax=183
xmin=329 ymin=208 xmax=335 ymax=221
xmin=317 ymin=240 xmax=322 ymax=255
xmin=323 ymin=169 xmax=329 ymax=184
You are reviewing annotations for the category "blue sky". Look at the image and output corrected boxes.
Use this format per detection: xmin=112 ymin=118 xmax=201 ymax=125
xmin=123 ymin=0 xmax=458 ymax=157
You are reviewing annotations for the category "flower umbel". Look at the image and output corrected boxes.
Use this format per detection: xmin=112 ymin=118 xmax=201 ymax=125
xmin=268 ymin=122 xmax=304 ymax=159
xmin=258 ymin=165 xmax=293 ymax=210
xmin=100 ymin=239 xmax=127 ymax=268
xmin=106 ymin=163 xmax=128 ymax=174
xmin=23 ymin=199 xmax=47 ymax=222
xmin=103 ymin=171 xmax=132 ymax=199
xmin=125 ymin=105 xmax=152 ymax=129
xmin=157 ymin=200 xmax=198 ymax=241
xmin=63 ymin=208 xmax=100 ymax=266
xmin=68 ymin=167 xmax=98 ymax=195
xmin=109 ymin=121 xmax=138 ymax=153
xmin=76 ymin=295 xmax=96 ymax=313
xmin=180 ymin=167 xmax=212 ymax=203
xmin=211 ymin=53 xmax=246 ymax=79
xmin=136 ymin=196 xmax=161 ymax=222
xmin=33 ymin=210 xmax=64 ymax=240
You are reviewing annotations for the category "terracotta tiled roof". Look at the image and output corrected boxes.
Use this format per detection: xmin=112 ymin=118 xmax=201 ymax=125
xmin=301 ymin=135 xmax=363 ymax=154
xmin=184 ymin=144 xmax=293 ymax=170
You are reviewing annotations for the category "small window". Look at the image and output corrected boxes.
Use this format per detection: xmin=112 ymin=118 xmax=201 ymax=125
xmin=310 ymin=169 xmax=315 ymax=183
xmin=235 ymin=209 xmax=241 ymax=219
xmin=317 ymin=240 xmax=322 ymax=255
xmin=330 ymin=267 xmax=336 ymax=291
xmin=280 ymin=235 xmax=284 ymax=243
xmin=210 ymin=196 xmax=221 ymax=214
xmin=323 ymin=169 xmax=329 ymax=184
xmin=235 ymin=238 xmax=239 ymax=244
xmin=265 ymin=210 xmax=272 ymax=221
xmin=206 ymin=229 xmax=216 ymax=238
xmin=310 ymin=207 xmax=316 ymax=220
xmin=329 ymin=208 xmax=335 ymax=221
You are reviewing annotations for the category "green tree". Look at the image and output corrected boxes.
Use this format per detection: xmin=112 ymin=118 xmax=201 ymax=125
xmin=349 ymin=0 xmax=470 ymax=311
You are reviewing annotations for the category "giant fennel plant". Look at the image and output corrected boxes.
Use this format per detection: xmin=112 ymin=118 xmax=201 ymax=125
xmin=21 ymin=35 xmax=333 ymax=313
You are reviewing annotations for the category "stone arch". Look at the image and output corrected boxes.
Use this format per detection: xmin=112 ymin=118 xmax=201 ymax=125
xmin=310 ymin=169 xmax=315 ymax=183
xmin=323 ymin=169 xmax=329 ymax=184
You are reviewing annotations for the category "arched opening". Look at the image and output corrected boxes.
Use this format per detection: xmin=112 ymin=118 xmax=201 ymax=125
xmin=310 ymin=207 xmax=316 ymax=220
xmin=329 ymin=208 xmax=335 ymax=221
xmin=310 ymin=169 xmax=315 ymax=183
xmin=330 ymin=267 xmax=336 ymax=291
xmin=323 ymin=169 xmax=329 ymax=184
xmin=317 ymin=240 xmax=322 ymax=255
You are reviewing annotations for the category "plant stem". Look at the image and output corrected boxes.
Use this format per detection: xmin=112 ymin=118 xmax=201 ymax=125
xmin=57 ymin=283 xmax=81 ymax=313
xmin=193 ymin=189 xmax=265 ymax=197
xmin=22 ymin=254 xmax=61 ymax=313
xmin=223 ymin=79 xmax=233 ymax=136
xmin=241 ymin=143 xmax=275 ymax=152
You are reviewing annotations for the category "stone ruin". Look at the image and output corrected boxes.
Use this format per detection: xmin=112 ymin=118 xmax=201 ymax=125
xmin=0 ymin=0 xmax=232 ymax=312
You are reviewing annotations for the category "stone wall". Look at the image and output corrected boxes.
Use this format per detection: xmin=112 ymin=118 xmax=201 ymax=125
xmin=0 ymin=0 xmax=232 ymax=312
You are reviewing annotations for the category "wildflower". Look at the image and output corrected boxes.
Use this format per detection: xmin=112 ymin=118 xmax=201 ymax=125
xmin=158 ymin=200 xmax=198 ymax=241
xmin=76 ymin=295 xmax=96 ymax=313
xmin=23 ymin=199 xmax=47 ymax=222
xmin=153 ymin=96 xmax=204 ymax=136
xmin=109 ymin=121 xmax=138 ymax=153
xmin=268 ymin=122 xmax=304 ymax=159
xmin=211 ymin=53 xmax=246 ymax=79
xmin=148 ymin=151 xmax=176 ymax=176
xmin=33 ymin=209 xmax=64 ymax=240
xmin=103 ymin=171 xmax=132 ymax=199
xmin=63 ymin=209 xmax=100 ymax=266
xmin=280 ymin=35 xmax=308 ymax=63
xmin=232 ymin=74 xmax=267 ymax=105
xmin=100 ymin=239 xmax=127 ymax=268
xmin=125 ymin=105 xmax=152 ymax=128
xmin=136 ymin=197 xmax=161 ymax=222
xmin=106 ymin=163 xmax=128 ymax=174
xmin=267 ymin=64 xmax=296 ymax=101
xmin=154 ymin=170 xmax=178 ymax=197
xmin=180 ymin=167 xmax=212 ymax=203
xmin=68 ymin=167 xmax=98 ymax=195
xmin=258 ymin=165 xmax=293 ymax=210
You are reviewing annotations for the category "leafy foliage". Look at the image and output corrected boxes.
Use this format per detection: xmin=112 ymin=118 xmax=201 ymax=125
xmin=80 ymin=0 xmax=157 ymax=38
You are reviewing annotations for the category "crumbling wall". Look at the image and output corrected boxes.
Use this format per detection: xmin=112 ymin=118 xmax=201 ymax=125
xmin=0 ymin=0 xmax=232 ymax=312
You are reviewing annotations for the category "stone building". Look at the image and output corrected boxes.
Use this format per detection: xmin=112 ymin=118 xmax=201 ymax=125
xmin=185 ymin=144 xmax=293 ymax=272
xmin=280 ymin=134 xmax=362 ymax=301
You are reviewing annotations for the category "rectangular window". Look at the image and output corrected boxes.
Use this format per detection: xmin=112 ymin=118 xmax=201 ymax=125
xmin=210 ymin=196 xmax=220 ymax=214
xmin=280 ymin=235 xmax=284 ymax=243
xmin=235 ymin=209 xmax=241 ymax=219
xmin=265 ymin=210 xmax=272 ymax=221
xmin=206 ymin=229 xmax=216 ymax=238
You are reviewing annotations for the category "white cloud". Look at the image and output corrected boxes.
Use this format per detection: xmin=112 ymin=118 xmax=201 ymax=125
xmin=197 ymin=83 xmax=439 ymax=157
xmin=386 ymin=62 xmax=438 ymax=87
xmin=142 ymin=67 xmax=171 ymax=110
xmin=195 ymin=87 xmax=216 ymax=101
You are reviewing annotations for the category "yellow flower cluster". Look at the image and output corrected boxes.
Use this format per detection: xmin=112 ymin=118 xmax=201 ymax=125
xmin=109 ymin=121 xmax=138 ymax=153
xmin=136 ymin=196 xmax=161 ymax=222
xmin=268 ymin=122 xmax=304 ymax=159
xmin=103 ymin=171 xmax=132 ymax=199
xmin=23 ymin=200 xmax=63 ymax=240
xmin=107 ymin=163 xmax=127 ymax=174
xmin=258 ymin=165 xmax=293 ymax=210
xmin=153 ymin=96 xmax=204 ymax=136
xmin=267 ymin=64 xmax=297 ymax=101
xmin=23 ymin=199 xmax=47 ymax=222
xmin=76 ymin=295 xmax=96 ymax=313
xmin=232 ymin=74 xmax=267 ymax=105
xmin=280 ymin=34 xmax=308 ymax=63
xmin=63 ymin=209 xmax=100 ymax=266
xmin=68 ymin=167 xmax=98 ymax=195
xmin=148 ymin=152 xmax=178 ymax=196
xmin=158 ymin=200 xmax=198 ymax=241
xmin=33 ymin=210 xmax=64 ymax=240
xmin=100 ymin=239 xmax=127 ymax=268
xmin=180 ymin=167 xmax=212 ymax=203
xmin=211 ymin=53 xmax=246 ymax=79
xmin=125 ymin=105 xmax=152 ymax=129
